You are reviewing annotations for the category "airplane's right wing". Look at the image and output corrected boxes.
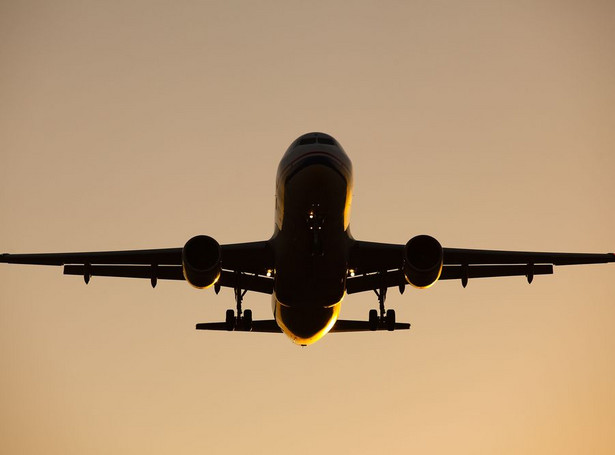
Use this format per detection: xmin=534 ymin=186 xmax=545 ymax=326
xmin=347 ymin=239 xmax=615 ymax=294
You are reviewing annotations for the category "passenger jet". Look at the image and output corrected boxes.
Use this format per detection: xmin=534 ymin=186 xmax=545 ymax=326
xmin=2 ymin=132 xmax=614 ymax=345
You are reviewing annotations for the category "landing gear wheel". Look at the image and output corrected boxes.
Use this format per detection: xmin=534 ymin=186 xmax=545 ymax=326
xmin=386 ymin=309 xmax=396 ymax=331
xmin=243 ymin=309 xmax=253 ymax=331
xmin=225 ymin=309 xmax=235 ymax=331
xmin=369 ymin=309 xmax=379 ymax=331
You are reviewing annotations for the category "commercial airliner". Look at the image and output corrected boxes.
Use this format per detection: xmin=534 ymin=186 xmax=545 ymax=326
xmin=2 ymin=132 xmax=614 ymax=345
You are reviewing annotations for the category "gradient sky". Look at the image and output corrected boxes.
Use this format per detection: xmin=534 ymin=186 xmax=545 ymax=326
xmin=1 ymin=1 xmax=615 ymax=454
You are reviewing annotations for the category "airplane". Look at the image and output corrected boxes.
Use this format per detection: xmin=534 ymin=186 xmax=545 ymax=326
xmin=2 ymin=132 xmax=614 ymax=346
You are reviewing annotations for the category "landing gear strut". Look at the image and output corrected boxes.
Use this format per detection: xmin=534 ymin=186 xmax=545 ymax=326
xmin=368 ymin=278 xmax=396 ymax=331
xmin=224 ymin=273 xmax=252 ymax=331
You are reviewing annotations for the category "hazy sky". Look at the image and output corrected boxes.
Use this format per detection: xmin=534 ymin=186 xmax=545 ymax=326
xmin=1 ymin=1 xmax=615 ymax=453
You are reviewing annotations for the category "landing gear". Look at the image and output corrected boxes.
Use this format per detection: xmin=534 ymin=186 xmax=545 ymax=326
xmin=243 ymin=309 xmax=253 ymax=331
xmin=369 ymin=309 xmax=378 ymax=331
xmin=368 ymin=279 xmax=398 ymax=331
xmin=224 ymin=273 xmax=252 ymax=331
xmin=386 ymin=309 xmax=396 ymax=331
xmin=225 ymin=309 xmax=235 ymax=331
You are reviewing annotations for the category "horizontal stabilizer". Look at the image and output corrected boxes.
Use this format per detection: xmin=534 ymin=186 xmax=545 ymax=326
xmin=194 ymin=319 xmax=411 ymax=333
xmin=330 ymin=319 xmax=410 ymax=332
xmin=195 ymin=320 xmax=282 ymax=333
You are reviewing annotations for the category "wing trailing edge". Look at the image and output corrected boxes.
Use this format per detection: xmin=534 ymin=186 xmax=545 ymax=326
xmin=63 ymin=265 xmax=274 ymax=294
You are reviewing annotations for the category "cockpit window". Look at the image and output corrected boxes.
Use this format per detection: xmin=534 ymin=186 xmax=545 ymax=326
xmin=294 ymin=133 xmax=338 ymax=148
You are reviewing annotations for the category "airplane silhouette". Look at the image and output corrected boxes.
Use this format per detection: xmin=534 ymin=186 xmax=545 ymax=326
xmin=2 ymin=132 xmax=614 ymax=345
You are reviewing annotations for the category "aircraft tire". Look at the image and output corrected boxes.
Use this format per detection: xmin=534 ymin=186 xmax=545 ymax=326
xmin=225 ymin=309 xmax=235 ymax=331
xmin=369 ymin=309 xmax=378 ymax=331
xmin=243 ymin=309 xmax=253 ymax=331
xmin=386 ymin=309 xmax=396 ymax=331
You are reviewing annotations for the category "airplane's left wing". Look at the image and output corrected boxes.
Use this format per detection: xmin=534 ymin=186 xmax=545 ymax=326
xmin=1 ymin=240 xmax=274 ymax=294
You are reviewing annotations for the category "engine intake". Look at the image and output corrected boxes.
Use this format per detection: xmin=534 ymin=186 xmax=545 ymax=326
xmin=403 ymin=235 xmax=443 ymax=289
xmin=182 ymin=235 xmax=222 ymax=289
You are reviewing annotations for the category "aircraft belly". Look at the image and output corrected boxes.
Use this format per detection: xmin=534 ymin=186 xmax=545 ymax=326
xmin=273 ymin=163 xmax=348 ymax=308
xmin=271 ymin=161 xmax=350 ymax=344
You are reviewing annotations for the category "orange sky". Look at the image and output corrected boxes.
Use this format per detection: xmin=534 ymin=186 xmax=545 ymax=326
xmin=1 ymin=1 xmax=615 ymax=454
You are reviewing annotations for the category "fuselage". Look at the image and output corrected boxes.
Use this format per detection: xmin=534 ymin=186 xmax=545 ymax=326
xmin=270 ymin=132 xmax=354 ymax=345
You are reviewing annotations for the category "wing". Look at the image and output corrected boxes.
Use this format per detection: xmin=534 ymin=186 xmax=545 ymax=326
xmin=347 ymin=240 xmax=615 ymax=294
xmin=1 ymin=241 xmax=274 ymax=294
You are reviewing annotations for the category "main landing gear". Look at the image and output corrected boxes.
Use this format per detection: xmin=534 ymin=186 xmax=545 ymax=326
xmin=368 ymin=285 xmax=397 ymax=331
xmin=224 ymin=275 xmax=252 ymax=331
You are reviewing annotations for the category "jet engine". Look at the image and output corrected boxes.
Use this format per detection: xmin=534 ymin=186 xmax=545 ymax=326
xmin=403 ymin=235 xmax=443 ymax=289
xmin=182 ymin=235 xmax=222 ymax=289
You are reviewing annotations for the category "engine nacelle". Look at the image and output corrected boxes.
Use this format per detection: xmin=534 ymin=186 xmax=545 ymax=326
xmin=182 ymin=235 xmax=222 ymax=289
xmin=403 ymin=235 xmax=443 ymax=289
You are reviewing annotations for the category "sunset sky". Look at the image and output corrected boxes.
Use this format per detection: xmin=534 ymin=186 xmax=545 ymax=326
xmin=1 ymin=1 xmax=615 ymax=453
